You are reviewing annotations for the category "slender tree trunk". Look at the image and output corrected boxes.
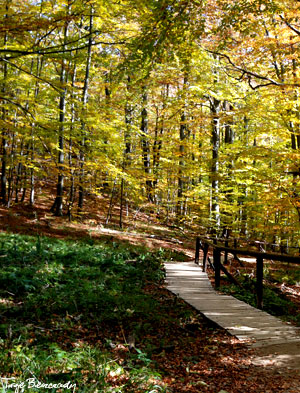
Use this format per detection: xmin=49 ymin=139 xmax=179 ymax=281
xmin=20 ymin=58 xmax=38 ymax=206
xmin=140 ymin=87 xmax=153 ymax=202
xmin=224 ymin=101 xmax=234 ymax=144
xmin=15 ymin=139 xmax=24 ymax=203
xmin=101 ymin=71 xmax=111 ymax=190
xmin=21 ymin=169 xmax=27 ymax=203
xmin=125 ymin=76 xmax=132 ymax=163
xmin=51 ymin=17 xmax=69 ymax=216
xmin=177 ymin=111 xmax=187 ymax=214
xmin=1 ymin=111 xmax=7 ymax=205
xmin=1 ymin=8 xmax=8 ymax=205
xmin=120 ymin=76 xmax=133 ymax=228
xmin=78 ymin=8 xmax=93 ymax=211
xmin=240 ymin=116 xmax=249 ymax=235
xmin=67 ymin=60 xmax=78 ymax=220
xmin=289 ymin=57 xmax=300 ymax=221
xmin=153 ymin=84 xmax=167 ymax=199
xmin=29 ymin=56 xmax=43 ymax=206
xmin=7 ymin=111 xmax=18 ymax=208
xmin=152 ymin=109 xmax=162 ymax=194
xmin=106 ymin=177 xmax=117 ymax=225
xmin=177 ymin=75 xmax=188 ymax=216
xmin=210 ymin=96 xmax=221 ymax=230
xmin=119 ymin=178 xmax=124 ymax=229
xmin=223 ymin=100 xmax=234 ymax=229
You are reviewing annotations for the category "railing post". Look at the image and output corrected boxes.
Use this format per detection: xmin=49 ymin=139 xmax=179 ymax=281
xmin=195 ymin=237 xmax=200 ymax=265
xmin=256 ymin=256 xmax=264 ymax=309
xmin=233 ymin=238 xmax=238 ymax=260
xmin=224 ymin=239 xmax=228 ymax=265
xmin=202 ymin=243 xmax=209 ymax=272
xmin=214 ymin=247 xmax=221 ymax=288
xmin=224 ymin=229 xmax=229 ymax=264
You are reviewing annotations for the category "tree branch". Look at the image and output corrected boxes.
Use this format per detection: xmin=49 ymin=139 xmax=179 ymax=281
xmin=0 ymin=95 xmax=35 ymax=118
xmin=0 ymin=39 xmax=127 ymax=59
xmin=0 ymin=95 xmax=61 ymax=167
xmin=2 ymin=58 xmax=61 ymax=93
xmin=279 ymin=15 xmax=300 ymax=36
xmin=206 ymin=49 xmax=300 ymax=88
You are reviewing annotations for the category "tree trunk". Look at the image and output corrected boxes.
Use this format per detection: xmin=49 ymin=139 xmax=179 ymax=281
xmin=15 ymin=139 xmax=24 ymax=203
xmin=125 ymin=76 xmax=132 ymax=163
xmin=177 ymin=75 xmax=188 ymax=216
xmin=78 ymin=8 xmax=93 ymax=211
xmin=140 ymin=87 xmax=153 ymax=202
xmin=153 ymin=84 xmax=167 ymax=200
xmin=1 ymin=6 xmax=8 ymax=205
xmin=67 ymin=62 xmax=77 ymax=220
xmin=51 ymin=16 xmax=69 ymax=216
xmin=119 ymin=178 xmax=124 ymax=229
xmin=240 ymin=116 xmax=249 ymax=235
xmin=120 ymin=76 xmax=133 ymax=228
xmin=210 ymin=96 xmax=221 ymax=230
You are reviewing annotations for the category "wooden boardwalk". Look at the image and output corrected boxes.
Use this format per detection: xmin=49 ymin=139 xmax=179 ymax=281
xmin=164 ymin=262 xmax=300 ymax=350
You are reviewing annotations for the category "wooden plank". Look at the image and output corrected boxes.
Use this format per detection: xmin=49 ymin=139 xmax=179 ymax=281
xmin=164 ymin=262 xmax=300 ymax=353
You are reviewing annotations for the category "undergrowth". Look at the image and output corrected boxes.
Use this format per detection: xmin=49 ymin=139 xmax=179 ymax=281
xmin=219 ymin=275 xmax=300 ymax=326
xmin=0 ymin=232 xmax=179 ymax=393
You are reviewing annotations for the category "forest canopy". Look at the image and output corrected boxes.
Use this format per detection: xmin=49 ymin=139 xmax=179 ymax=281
xmin=1 ymin=0 xmax=300 ymax=248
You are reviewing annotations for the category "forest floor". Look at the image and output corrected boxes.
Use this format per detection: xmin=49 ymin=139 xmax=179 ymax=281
xmin=1 ymin=191 xmax=300 ymax=392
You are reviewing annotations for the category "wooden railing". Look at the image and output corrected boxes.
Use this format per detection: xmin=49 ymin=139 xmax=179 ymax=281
xmin=195 ymin=236 xmax=300 ymax=309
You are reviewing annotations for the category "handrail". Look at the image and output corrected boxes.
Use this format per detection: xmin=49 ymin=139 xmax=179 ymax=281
xmin=198 ymin=235 xmax=300 ymax=251
xmin=197 ymin=237 xmax=300 ymax=263
xmin=195 ymin=236 xmax=300 ymax=310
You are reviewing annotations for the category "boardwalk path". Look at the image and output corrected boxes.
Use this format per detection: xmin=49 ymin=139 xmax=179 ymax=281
xmin=164 ymin=261 xmax=300 ymax=368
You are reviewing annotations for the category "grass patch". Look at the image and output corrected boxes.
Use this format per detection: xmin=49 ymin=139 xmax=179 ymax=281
xmin=0 ymin=232 xmax=174 ymax=392
xmin=271 ymin=267 xmax=300 ymax=286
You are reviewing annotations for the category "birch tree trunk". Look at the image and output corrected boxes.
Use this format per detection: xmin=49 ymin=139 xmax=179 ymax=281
xmin=210 ymin=96 xmax=221 ymax=230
